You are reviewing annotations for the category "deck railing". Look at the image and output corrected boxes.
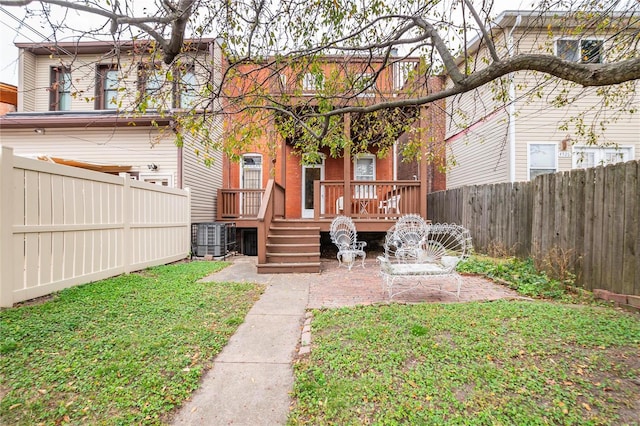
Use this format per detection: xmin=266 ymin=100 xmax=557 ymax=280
xmin=217 ymin=180 xmax=423 ymax=221
xmin=315 ymin=180 xmax=422 ymax=220
xmin=217 ymin=188 xmax=265 ymax=219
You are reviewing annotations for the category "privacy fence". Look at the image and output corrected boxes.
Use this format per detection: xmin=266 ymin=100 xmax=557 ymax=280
xmin=0 ymin=146 xmax=191 ymax=307
xmin=428 ymin=160 xmax=639 ymax=296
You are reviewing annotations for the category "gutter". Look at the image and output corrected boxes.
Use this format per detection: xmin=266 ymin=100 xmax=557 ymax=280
xmin=507 ymin=14 xmax=522 ymax=182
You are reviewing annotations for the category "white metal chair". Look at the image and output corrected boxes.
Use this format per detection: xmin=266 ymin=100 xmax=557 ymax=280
xmin=377 ymin=219 xmax=472 ymax=299
xmin=329 ymin=215 xmax=367 ymax=270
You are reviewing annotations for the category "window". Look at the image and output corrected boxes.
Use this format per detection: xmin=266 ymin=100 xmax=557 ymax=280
xmin=556 ymin=38 xmax=603 ymax=63
xmin=573 ymin=146 xmax=633 ymax=168
xmin=138 ymin=64 xmax=167 ymax=109
xmin=354 ymin=155 xmax=376 ymax=181
xmin=96 ymin=64 xmax=119 ymax=109
xmin=49 ymin=66 xmax=71 ymax=111
xmin=242 ymin=154 xmax=262 ymax=189
xmin=354 ymin=154 xmax=376 ymax=198
xmin=140 ymin=174 xmax=173 ymax=186
xmin=302 ymin=72 xmax=324 ymax=92
xmin=529 ymin=143 xmax=557 ymax=180
xmin=355 ymin=72 xmax=376 ymax=97
xmin=175 ymin=65 xmax=197 ymax=109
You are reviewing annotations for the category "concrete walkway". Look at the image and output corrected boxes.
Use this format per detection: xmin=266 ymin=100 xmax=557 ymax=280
xmin=171 ymin=257 xmax=311 ymax=425
xmin=170 ymin=256 xmax=520 ymax=425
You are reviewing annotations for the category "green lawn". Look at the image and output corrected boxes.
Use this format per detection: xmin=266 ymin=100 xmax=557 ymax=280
xmin=0 ymin=261 xmax=263 ymax=425
xmin=290 ymin=302 xmax=640 ymax=425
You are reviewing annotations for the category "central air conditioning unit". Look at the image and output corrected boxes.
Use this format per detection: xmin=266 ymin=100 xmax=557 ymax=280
xmin=192 ymin=223 xmax=226 ymax=257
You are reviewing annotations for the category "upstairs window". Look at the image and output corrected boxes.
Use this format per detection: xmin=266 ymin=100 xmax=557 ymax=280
xmin=302 ymin=72 xmax=324 ymax=92
xmin=174 ymin=65 xmax=197 ymax=109
xmin=556 ymin=38 xmax=603 ymax=63
xmin=96 ymin=64 xmax=119 ymax=109
xmin=49 ymin=66 xmax=71 ymax=111
xmin=138 ymin=64 xmax=166 ymax=109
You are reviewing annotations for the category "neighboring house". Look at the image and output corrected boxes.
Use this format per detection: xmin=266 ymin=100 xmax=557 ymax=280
xmin=218 ymin=55 xmax=446 ymax=271
xmin=0 ymin=83 xmax=17 ymax=115
xmin=0 ymin=39 xmax=223 ymax=223
xmin=445 ymin=10 xmax=640 ymax=187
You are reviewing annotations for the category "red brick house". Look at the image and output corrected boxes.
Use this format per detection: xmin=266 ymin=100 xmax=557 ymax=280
xmin=218 ymin=55 xmax=446 ymax=272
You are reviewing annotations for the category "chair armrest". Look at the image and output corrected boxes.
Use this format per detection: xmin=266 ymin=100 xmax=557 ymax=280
xmin=355 ymin=241 xmax=367 ymax=250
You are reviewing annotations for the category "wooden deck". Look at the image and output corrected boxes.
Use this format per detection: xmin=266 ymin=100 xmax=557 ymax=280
xmin=216 ymin=179 xmax=427 ymax=273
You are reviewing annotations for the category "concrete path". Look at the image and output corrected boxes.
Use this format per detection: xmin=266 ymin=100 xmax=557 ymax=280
xmin=170 ymin=256 xmax=521 ymax=425
xmin=171 ymin=257 xmax=311 ymax=425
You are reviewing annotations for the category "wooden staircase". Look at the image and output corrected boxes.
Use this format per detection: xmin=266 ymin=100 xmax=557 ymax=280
xmin=257 ymin=220 xmax=321 ymax=273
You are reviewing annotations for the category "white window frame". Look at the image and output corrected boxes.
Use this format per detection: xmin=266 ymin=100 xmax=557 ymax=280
xmin=241 ymin=153 xmax=263 ymax=189
xmin=572 ymin=145 xmax=634 ymax=169
xmin=353 ymin=154 xmax=376 ymax=198
xmin=302 ymin=72 xmax=324 ymax=92
xmin=528 ymin=143 xmax=558 ymax=181
xmin=554 ymin=37 xmax=605 ymax=64
xmin=139 ymin=173 xmax=173 ymax=187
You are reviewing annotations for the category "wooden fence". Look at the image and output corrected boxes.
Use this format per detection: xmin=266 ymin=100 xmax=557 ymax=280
xmin=428 ymin=160 xmax=639 ymax=296
xmin=0 ymin=146 xmax=191 ymax=307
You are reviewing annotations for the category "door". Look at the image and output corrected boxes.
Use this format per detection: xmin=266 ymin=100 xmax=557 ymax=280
xmin=241 ymin=154 xmax=262 ymax=216
xmin=302 ymin=160 xmax=325 ymax=218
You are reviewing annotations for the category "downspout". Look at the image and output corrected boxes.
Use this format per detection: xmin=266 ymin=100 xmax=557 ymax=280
xmin=507 ymin=15 xmax=521 ymax=183
xmin=393 ymin=141 xmax=397 ymax=181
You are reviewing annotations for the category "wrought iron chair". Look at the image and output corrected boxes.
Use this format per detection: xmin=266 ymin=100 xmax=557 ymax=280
xmin=329 ymin=215 xmax=367 ymax=270
xmin=378 ymin=219 xmax=472 ymax=299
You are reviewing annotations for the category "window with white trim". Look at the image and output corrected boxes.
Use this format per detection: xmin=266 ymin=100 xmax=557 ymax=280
xmin=572 ymin=146 xmax=633 ymax=169
xmin=302 ymin=72 xmax=324 ymax=92
xmin=242 ymin=154 xmax=263 ymax=189
xmin=529 ymin=143 xmax=557 ymax=180
xmin=140 ymin=174 xmax=173 ymax=186
xmin=354 ymin=154 xmax=376 ymax=198
xmin=555 ymin=38 xmax=603 ymax=63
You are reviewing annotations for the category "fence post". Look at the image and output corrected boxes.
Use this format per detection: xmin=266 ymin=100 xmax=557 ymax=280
xmin=0 ymin=147 xmax=15 ymax=307
xmin=122 ymin=173 xmax=132 ymax=274
xmin=185 ymin=187 xmax=191 ymax=255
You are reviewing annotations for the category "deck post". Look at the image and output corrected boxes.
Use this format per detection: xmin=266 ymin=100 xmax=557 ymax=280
xmin=343 ymin=112 xmax=352 ymax=215
xmin=419 ymin=106 xmax=428 ymax=219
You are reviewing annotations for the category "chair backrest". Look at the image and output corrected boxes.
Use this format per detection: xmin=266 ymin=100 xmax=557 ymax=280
xmin=330 ymin=215 xmax=357 ymax=249
xmin=382 ymin=217 xmax=472 ymax=265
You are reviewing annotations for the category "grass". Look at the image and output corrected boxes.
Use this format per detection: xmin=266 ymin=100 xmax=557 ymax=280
xmin=0 ymin=261 xmax=263 ymax=425
xmin=290 ymin=302 xmax=640 ymax=425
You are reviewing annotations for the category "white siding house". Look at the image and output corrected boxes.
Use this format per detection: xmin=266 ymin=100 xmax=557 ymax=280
xmin=445 ymin=11 xmax=640 ymax=188
xmin=0 ymin=38 xmax=224 ymax=223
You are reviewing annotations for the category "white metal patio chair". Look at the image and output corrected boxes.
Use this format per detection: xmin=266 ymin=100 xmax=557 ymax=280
xmin=329 ymin=215 xmax=367 ymax=270
xmin=378 ymin=220 xmax=473 ymax=299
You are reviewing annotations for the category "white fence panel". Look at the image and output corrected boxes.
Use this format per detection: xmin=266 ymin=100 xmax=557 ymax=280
xmin=0 ymin=146 xmax=190 ymax=307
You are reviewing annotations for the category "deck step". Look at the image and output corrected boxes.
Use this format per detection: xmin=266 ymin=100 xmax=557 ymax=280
xmin=268 ymin=226 xmax=320 ymax=236
xmin=267 ymin=235 xmax=319 ymax=244
xmin=266 ymin=243 xmax=318 ymax=253
xmin=266 ymin=252 xmax=320 ymax=263
xmin=257 ymin=262 xmax=321 ymax=274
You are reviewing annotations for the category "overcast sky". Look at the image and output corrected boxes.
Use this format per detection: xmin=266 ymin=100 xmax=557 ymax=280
xmin=0 ymin=1 xmax=527 ymax=86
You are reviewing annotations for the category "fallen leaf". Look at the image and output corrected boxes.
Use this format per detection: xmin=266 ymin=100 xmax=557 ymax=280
xmin=9 ymin=403 xmax=21 ymax=410
xmin=582 ymin=403 xmax=591 ymax=411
